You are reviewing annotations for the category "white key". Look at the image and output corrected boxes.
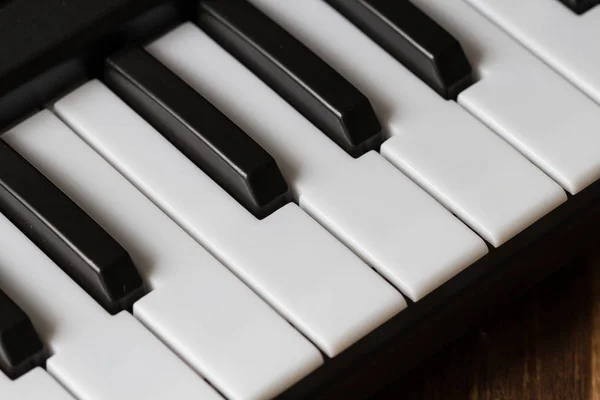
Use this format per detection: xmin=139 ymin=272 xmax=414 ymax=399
xmin=465 ymin=0 xmax=600 ymax=105
xmin=53 ymin=80 xmax=406 ymax=357
xmin=245 ymin=1 xmax=565 ymax=247
xmin=147 ymin=24 xmax=488 ymax=302
xmin=408 ymin=0 xmax=600 ymax=195
xmin=3 ymin=110 xmax=323 ymax=400
xmin=0 ymin=212 xmax=220 ymax=400
xmin=0 ymin=369 xmax=74 ymax=400
xmin=49 ymin=312 xmax=222 ymax=400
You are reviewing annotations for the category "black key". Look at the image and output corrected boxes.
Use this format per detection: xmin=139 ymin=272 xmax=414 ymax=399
xmin=0 ymin=141 xmax=144 ymax=314
xmin=325 ymin=0 xmax=474 ymax=99
xmin=0 ymin=288 xmax=46 ymax=379
xmin=104 ymin=46 xmax=291 ymax=219
xmin=195 ymin=0 xmax=383 ymax=158
xmin=557 ymin=0 xmax=600 ymax=14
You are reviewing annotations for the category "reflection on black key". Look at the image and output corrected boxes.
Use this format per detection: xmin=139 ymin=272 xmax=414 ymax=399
xmin=195 ymin=0 xmax=382 ymax=158
xmin=557 ymin=0 xmax=600 ymax=14
xmin=0 ymin=288 xmax=45 ymax=379
xmin=105 ymin=46 xmax=291 ymax=219
xmin=0 ymin=141 xmax=144 ymax=314
xmin=325 ymin=0 xmax=473 ymax=99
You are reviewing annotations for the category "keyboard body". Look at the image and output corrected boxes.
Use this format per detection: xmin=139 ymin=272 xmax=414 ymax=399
xmin=0 ymin=1 xmax=599 ymax=399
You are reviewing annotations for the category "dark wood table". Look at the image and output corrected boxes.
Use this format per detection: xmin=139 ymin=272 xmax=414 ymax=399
xmin=374 ymin=252 xmax=600 ymax=400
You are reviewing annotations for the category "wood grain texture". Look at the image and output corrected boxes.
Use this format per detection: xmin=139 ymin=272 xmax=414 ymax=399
xmin=374 ymin=253 xmax=600 ymax=400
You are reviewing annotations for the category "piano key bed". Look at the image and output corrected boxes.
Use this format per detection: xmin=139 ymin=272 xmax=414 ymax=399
xmin=0 ymin=0 xmax=599 ymax=399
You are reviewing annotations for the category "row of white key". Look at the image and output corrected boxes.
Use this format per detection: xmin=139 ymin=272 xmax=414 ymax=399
xmin=4 ymin=110 xmax=324 ymax=399
xmin=3 ymin=1 xmax=597 ymax=398
xmin=245 ymin=0 xmax=567 ymax=247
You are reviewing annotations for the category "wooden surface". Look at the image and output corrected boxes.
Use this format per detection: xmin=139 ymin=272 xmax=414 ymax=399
xmin=374 ymin=252 xmax=600 ymax=400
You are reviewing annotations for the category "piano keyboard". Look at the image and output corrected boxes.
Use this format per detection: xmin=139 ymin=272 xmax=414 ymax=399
xmin=0 ymin=0 xmax=599 ymax=399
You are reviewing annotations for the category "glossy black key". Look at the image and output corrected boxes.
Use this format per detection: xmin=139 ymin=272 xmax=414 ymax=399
xmin=0 ymin=141 xmax=144 ymax=314
xmin=195 ymin=0 xmax=383 ymax=158
xmin=0 ymin=288 xmax=46 ymax=379
xmin=325 ymin=0 xmax=473 ymax=99
xmin=105 ymin=46 xmax=290 ymax=219
xmin=557 ymin=0 xmax=600 ymax=14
